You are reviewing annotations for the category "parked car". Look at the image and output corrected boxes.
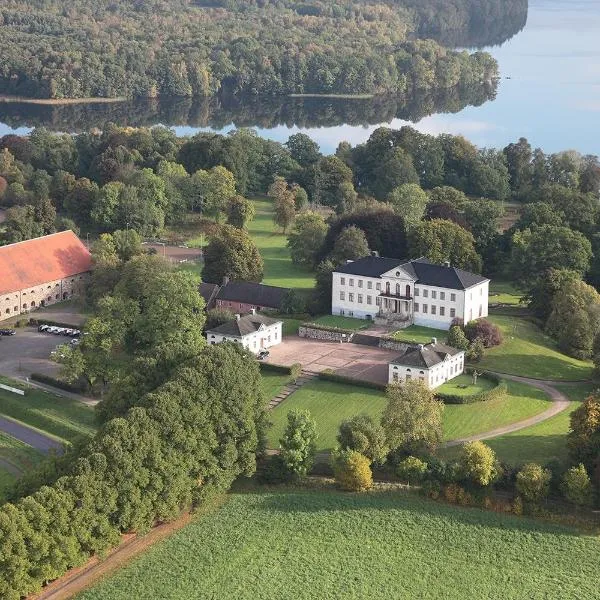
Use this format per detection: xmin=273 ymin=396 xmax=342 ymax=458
xmin=70 ymin=338 xmax=80 ymax=346
xmin=38 ymin=324 xmax=49 ymax=332
xmin=53 ymin=328 xmax=66 ymax=335
xmin=0 ymin=329 xmax=16 ymax=336
xmin=62 ymin=329 xmax=74 ymax=336
xmin=257 ymin=349 xmax=270 ymax=360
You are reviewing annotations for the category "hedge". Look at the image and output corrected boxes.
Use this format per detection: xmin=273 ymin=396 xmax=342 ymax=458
xmin=30 ymin=372 xmax=89 ymax=394
xmin=300 ymin=322 xmax=355 ymax=335
xmin=436 ymin=373 xmax=507 ymax=405
xmin=259 ymin=362 xmax=297 ymax=375
xmin=29 ymin=317 xmax=82 ymax=329
xmin=317 ymin=370 xmax=387 ymax=391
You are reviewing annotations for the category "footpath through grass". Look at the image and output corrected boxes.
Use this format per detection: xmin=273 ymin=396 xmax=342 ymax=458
xmin=267 ymin=379 xmax=551 ymax=451
xmin=248 ymin=198 xmax=315 ymax=289
xmin=0 ymin=380 xmax=97 ymax=443
xmin=477 ymin=314 xmax=593 ymax=381
xmin=78 ymin=489 xmax=600 ymax=600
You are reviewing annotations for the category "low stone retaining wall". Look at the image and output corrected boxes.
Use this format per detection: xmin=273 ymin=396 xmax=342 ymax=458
xmin=378 ymin=337 xmax=410 ymax=352
xmin=298 ymin=325 xmax=354 ymax=342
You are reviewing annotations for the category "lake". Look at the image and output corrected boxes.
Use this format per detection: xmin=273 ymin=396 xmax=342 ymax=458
xmin=0 ymin=0 xmax=598 ymax=155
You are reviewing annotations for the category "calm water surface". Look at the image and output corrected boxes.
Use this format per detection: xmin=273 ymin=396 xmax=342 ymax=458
xmin=1 ymin=0 xmax=598 ymax=154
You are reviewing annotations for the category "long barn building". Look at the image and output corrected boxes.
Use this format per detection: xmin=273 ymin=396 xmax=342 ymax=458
xmin=0 ymin=231 xmax=92 ymax=321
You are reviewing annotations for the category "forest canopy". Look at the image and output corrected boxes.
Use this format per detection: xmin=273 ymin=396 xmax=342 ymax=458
xmin=0 ymin=0 xmax=501 ymax=99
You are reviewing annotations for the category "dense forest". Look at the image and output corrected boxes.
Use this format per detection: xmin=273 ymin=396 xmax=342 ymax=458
xmin=0 ymin=0 xmax=502 ymax=99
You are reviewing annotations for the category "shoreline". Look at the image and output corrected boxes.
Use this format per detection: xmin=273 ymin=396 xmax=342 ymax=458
xmin=288 ymin=93 xmax=374 ymax=99
xmin=0 ymin=96 xmax=127 ymax=106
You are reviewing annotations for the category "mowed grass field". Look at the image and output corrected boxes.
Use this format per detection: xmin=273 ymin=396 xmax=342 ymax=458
xmin=0 ymin=432 xmax=43 ymax=502
xmin=477 ymin=315 xmax=593 ymax=381
xmin=390 ymin=324 xmax=448 ymax=344
xmin=78 ymin=489 xmax=600 ymax=600
xmin=248 ymin=198 xmax=315 ymax=289
xmin=267 ymin=379 xmax=552 ymax=451
xmin=0 ymin=381 xmax=97 ymax=444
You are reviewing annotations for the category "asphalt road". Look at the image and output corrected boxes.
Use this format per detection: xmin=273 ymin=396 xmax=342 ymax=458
xmin=0 ymin=416 xmax=63 ymax=453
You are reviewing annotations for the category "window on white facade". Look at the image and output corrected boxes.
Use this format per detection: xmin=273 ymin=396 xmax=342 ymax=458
xmin=480 ymin=287 xmax=483 ymax=296
xmin=340 ymin=292 xmax=345 ymax=301
xmin=366 ymin=296 xmax=372 ymax=305
xmin=358 ymin=294 xmax=363 ymax=303
xmin=479 ymin=305 xmax=482 ymax=317
xmin=376 ymin=282 xmax=381 ymax=290
xmin=423 ymin=289 xmax=428 ymax=298
xmin=422 ymin=304 xmax=428 ymax=314
xmin=450 ymin=293 xmax=456 ymax=302
xmin=415 ymin=288 xmax=419 ymax=296
xmin=349 ymin=279 xmax=354 ymax=287
xmin=440 ymin=292 xmax=445 ymax=300
xmin=349 ymin=293 xmax=354 ymax=302
xmin=414 ymin=303 xmax=419 ymax=312
xmin=431 ymin=305 xmax=436 ymax=315
xmin=340 ymin=277 xmax=345 ymax=285
xmin=450 ymin=308 xmax=456 ymax=318
xmin=440 ymin=306 xmax=445 ymax=316
xmin=358 ymin=280 xmax=363 ymax=288
xmin=432 ymin=291 xmax=437 ymax=299
xmin=349 ymin=311 xmax=354 ymax=316
xmin=367 ymin=281 xmax=372 ymax=289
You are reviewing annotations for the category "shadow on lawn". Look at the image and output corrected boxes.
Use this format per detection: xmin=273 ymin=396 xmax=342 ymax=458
xmin=253 ymin=489 xmax=587 ymax=536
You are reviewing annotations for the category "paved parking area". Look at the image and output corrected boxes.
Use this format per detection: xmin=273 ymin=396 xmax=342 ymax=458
xmin=0 ymin=327 xmax=66 ymax=379
xmin=265 ymin=336 xmax=398 ymax=385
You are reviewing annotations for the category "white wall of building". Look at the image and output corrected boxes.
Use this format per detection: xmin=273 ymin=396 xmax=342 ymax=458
xmin=206 ymin=322 xmax=282 ymax=354
xmin=388 ymin=351 xmax=465 ymax=389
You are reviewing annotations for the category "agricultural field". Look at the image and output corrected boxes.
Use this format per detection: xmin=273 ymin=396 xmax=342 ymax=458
xmin=78 ymin=489 xmax=599 ymax=600
xmin=267 ymin=379 xmax=552 ymax=451
xmin=248 ymin=199 xmax=315 ymax=290
xmin=0 ymin=381 xmax=96 ymax=444
xmin=477 ymin=315 xmax=593 ymax=381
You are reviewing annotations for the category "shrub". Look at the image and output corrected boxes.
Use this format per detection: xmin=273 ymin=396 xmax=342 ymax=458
xmin=464 ymin=318 xmax=502 ymax=348
xmin=561 ymin=463 xmax=594 ymax=507
xmin=30 ymin=372 xmax=88 ymax=394
xmin=289 ymin=363 xmax=302 ymax=384
xmin=466 ymin=338 xmax=485 ymax=362
xmin=331 ymin=449 xmax=373 ymax=492
xmin=447 ymin=325 xmax=469 ymax=350
xmin=396 ymin=456 xmax=428 ymax=485
xmin=459 ymin=441 xmax=498 ymax=487
xmin=512 ymin=496 xmax=524 ymax=515
xmin=337 ymin=414 xmax=389 ymax=465
xmin=318 ymin=371 xmax=386 ymax=391
xmin=279 ymin=409 xmax=317 ymax=478
xmin=443 ymin=483 xmax=472 ymax=506
xmin=515 ymin=463 xmax=551 ymax=503
xmin=259 ymin=454 xmax=293 ymax=484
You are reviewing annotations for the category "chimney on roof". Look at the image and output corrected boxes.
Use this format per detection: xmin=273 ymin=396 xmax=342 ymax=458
xmin=431 ymin=337 xmax=437 ymax=345
xmin=417 ymin=344 xmax=424 ymax=351
xmin=235 ymin=314 xmax=241 ymax=321
xmin=222 ymin=275 xmax=230 ymax=286
xmin=443 ymin=261 xmax=450 ymax=268
xmin=371 ymin=250 xmax=379 ymax=258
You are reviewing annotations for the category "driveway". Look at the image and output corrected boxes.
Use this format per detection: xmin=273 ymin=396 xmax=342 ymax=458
xmin=265 ymin=336 xmax=398 ymax=385
xmin=0 ymin=327 xmax=66 ymax=380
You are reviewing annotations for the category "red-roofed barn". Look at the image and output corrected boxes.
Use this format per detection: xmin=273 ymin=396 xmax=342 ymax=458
xmin=0 ymin=231 xmax=92 ymax=321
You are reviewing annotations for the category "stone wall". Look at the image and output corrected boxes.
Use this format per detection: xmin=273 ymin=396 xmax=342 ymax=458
xmin=378 ymin=338 xmax=411 ymax=352
xmin=298 ymin=326 xmax=354 ymax=342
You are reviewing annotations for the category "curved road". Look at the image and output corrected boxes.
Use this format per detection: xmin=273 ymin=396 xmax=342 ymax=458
xmin=443 ymin=373 xmax=571 ymax=447
xmin=0 ymin=416 xmax=63 ymax=453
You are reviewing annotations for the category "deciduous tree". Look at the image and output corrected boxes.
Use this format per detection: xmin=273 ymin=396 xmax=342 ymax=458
xmin=279 ymin=409 xmax=317 ymax=478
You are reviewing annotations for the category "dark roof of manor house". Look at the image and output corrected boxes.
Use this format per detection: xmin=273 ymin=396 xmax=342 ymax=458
xmin=0 ymin=231 xmax=92 ymax=296
xmin=199 ymin=282 xmax=220 ymax=308
xmin=391 ymin=340 xmax=464 ymax=370
xmin=333 ymin=256 xmax=488 ymax=290
xmin=206 ymin=312 xmax=282 ymax=337
xmin=215 ymin=280 xmax=289 ymax=309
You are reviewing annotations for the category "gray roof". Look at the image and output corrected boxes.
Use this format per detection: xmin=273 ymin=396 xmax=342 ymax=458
xmin=334 ymin=256 xmax=488 ymax=290
xmin=199 ymin=282 xmax=220 ymax=307
xmin=206 ymin=313 xmax=282 ymax=337
xmin=216 ymin=281 xmax=289 ymax=308
xmin=391 ymin=341 xmax=463 ymax=370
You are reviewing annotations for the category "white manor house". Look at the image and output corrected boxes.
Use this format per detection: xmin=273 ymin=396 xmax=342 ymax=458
xmin=331 ymin=255 xmax=489 ymax=330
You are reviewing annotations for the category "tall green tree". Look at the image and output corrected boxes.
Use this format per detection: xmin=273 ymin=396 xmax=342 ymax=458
xmin=279 ymin=409 xmax=317 ymax=478
xmin=387 ymin=183 xmax=428 ymax=228
xmin=287 ymin=211 xmax=328 ymax=267
xmin=328 ymin=225 xmax=370 ymax=265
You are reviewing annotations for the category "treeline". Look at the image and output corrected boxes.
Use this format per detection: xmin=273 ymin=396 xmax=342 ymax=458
xmin=0 ymin=82 xmax=497 ymax=133
xmin=0 ymin=254 xmax=268 ymax=599
xmin=0 ymin=0 xmax=497 ymax=99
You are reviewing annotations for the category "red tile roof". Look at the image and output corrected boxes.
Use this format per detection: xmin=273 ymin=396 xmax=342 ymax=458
xmin=0 ymin=231 xmax=92 ymax=295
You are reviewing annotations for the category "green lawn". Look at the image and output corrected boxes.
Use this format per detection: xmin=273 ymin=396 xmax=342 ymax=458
xmin=476 ymin=315 xmax=593 ymax=381
xmin=0 ymin=382 xmax=97 ymax=444
xmin=488 ymin=280 xmax=524 ymax=306
xmin=279 ymin=317 xmax=304 ymax=337
xmin=248 ymin=199 xmax=315 ymax=289
xmin=437 ymin=373 xmax=495 ymax=397
xmin=78 ymin=489 xmax=599 ymax=600
xmin=483 ymin=382 xmax=598 ymax=467
xmin=312 ymin=314 xmax=370 ymax=331
xmin=267 ymin=379 xmax=551 ymax=451
xmin=0 ymin=432 xmax=43 ymax=502
xmin=389 ymin=324 xmax=448 ymax=344
xmin=260 ymin=372 xmax=291 ymax=401
xmin=442 ymin=380 xmax=551 ymax=441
